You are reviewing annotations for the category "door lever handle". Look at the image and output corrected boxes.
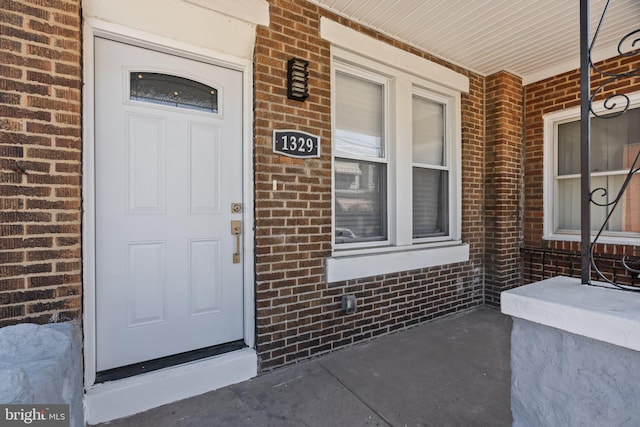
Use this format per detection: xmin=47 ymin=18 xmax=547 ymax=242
xmin=231 ymin=220 xmax=241 ymax=264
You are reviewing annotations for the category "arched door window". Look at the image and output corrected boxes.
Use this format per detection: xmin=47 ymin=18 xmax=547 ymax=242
xmin=129 ymin=72 xmax=218 ymax=113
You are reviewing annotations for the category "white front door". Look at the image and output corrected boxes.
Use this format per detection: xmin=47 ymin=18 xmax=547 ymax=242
xmin=94 ymin=38 xmax=244 ymax=371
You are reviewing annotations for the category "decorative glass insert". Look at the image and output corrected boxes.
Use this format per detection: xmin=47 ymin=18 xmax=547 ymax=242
xmin=130 ymin=72 xmax=218 ymax=113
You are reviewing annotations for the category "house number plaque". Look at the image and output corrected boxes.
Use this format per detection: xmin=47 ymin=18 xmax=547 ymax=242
xmin=273 ymin=130 xmax=320 ymax=159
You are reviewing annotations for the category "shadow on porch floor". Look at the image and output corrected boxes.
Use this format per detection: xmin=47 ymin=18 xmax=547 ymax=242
xmin=94 ymin=308 xmax=512 ymax=426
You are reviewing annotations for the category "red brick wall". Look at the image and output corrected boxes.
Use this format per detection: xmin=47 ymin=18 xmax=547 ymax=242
xmin=253 ymin=0 xmax=486 ymax=370
xmin=524 ymin=55 xmax=640 ymax=284
xmin=485 ymin=71 xmax=524 ymax=303
xmin=0 ymin=0 xmax=531 ymax=373
xmin=0 ymin=0 xmax=82 ymax=327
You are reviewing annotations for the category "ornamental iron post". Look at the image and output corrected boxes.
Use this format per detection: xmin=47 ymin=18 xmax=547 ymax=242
xmin=580 ymin=0 xmax=591 ymax=285
xmin=581 ymin=0 xmax=640 ymax=291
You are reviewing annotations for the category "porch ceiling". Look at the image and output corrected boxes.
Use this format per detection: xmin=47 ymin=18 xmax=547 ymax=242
xmin=310 ymin=0 xmax=640 ymax=85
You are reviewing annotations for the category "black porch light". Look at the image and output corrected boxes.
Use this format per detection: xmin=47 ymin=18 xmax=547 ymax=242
xmin=287 ymin=58 xmax=309 ymax=101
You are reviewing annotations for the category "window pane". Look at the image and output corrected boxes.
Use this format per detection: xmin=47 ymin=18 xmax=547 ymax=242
xmin=413 ymin=95 xmax=445 ymax=166
xmin=557 ymin=173 xmax=640 ymax=233
xmin=130 ymin=72 xmax=218 ymax=113
xmin=413 ymin=168 xmax=448 ymax=237
xmin=557 ymin=177 xmax=582 ymax=230
xmin=335 ymin=72 xmax=384 ymax=158
xmin=556 ymin=106 xmax=640 ymax=235
xmin=335 ymin=159 xmax=387 ymax=243
xmin=557 ymin=120 xmax=580 ymax=175
xmin=621 ymin=172 xmax=640 ymax=233
xmin=557 ymin=108 xmax=640 ymax=175
xmin=592 ymin=109 xmax=638 ymax=172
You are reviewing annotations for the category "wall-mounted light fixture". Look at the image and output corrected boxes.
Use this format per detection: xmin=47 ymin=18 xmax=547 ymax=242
xmin=287 ymin=58 xmax=309 ymax=102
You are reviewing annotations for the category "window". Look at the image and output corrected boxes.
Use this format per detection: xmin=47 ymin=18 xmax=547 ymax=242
xmin=333 ymin=58 xmax=460 ymax=251
xmin=321 ymin=21 xmax=470 ymax=282
xmin=327 ymin=45 xmax=468 ymax=281
xmin=334 ymin=70 xmax=387 ymax=244
xmin=412 ymin=93 xmax=449 ymax=238
xmin=129 ymin=72 xmax=218 ymax=113
xmin=545 ymin=94 xmax=640 ymax=242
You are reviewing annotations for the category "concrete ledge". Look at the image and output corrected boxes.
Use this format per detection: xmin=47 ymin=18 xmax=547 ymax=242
xmin=502 ymin=277 xmax=640 ymax=426
xmin=509 ymin=317 xmax=640 ymax=426
xmin=501 ymin=276 xmax=640 ymax=351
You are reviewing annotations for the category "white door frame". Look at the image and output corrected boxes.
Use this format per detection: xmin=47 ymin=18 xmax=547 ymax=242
xmin=82 ymin=18 xmax=256 ymax=424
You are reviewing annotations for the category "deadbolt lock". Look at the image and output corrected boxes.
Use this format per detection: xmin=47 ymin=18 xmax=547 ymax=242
xmin=231 ymin=203 xmax=243 ymax=213
xmin=231 ymin=220 xmax=242 ymax=235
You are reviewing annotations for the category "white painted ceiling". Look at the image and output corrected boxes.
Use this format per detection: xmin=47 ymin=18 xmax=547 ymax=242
xmin=310 ymin=0 xmax=640 ymax=84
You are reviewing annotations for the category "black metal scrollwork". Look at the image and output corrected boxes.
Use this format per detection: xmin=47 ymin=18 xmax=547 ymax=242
xmin=589 ymin=3 xmax=640 ymax=117
xmin=588 ymin=0 xmax=640 ymax=291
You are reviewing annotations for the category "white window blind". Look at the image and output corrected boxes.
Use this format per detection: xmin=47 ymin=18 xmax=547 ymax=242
xmin=335 ymin=72 xmax=384 ymax=158
xmin=412 ymin=96 xmax=445 ymax=166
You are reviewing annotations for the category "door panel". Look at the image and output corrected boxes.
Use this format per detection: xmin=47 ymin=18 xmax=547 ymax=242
xmin=126 ymin=241 xmax=167 ymax=326
xmin=188 ymin=239 xmax=222 ymax=316
xmin=189 ymin=123 xmax=222 ymax=214
xmin=126 ymin=114 xmax=166 ymax=214
xmin=95 ymin=38 xmax=244 ymax=371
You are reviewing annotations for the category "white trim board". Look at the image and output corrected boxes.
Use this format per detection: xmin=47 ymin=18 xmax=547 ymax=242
xmin=82 ymin=0 xmax=264 ymax=60
xmin=84 ymin=349 xmax=258 ymax=424
xmin=326 ymin=244 xmax=469 ymax=283
xmin=320 ymin=18 xmax=469 ymax=94
xmin=182 ymin=0 xmax=269 ymax=26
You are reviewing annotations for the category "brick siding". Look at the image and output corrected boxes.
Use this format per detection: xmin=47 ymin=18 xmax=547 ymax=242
xmin=524 ymin=55 xmax=640 ymax=284
xmin=253 ymin=0 xmax=486 ymax=370
xmin=0 ymin=0 xmax=82 ymax=327
xmin=485 ymin=71 xmax=524 ymax=303
xmin=7 ymin=0 xmax=626 ymax=373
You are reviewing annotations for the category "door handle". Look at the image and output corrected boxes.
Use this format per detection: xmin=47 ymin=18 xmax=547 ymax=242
xmin=231 ymin=220 xmax=242 ymax=264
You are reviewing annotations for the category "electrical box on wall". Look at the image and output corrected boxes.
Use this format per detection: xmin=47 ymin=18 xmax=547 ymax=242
xmin=341 ymin=295 xmax=357 ymax=314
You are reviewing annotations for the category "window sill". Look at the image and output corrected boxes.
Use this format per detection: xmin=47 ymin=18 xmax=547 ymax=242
xmin=326 ymin=242 xmax=469 ymax=283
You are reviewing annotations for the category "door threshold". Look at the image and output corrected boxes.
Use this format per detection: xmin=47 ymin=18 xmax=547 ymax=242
xmin=96 ymin=340 xmax=246 ymax=383
xmin=85 ymin=347 xmax=257 ymax=424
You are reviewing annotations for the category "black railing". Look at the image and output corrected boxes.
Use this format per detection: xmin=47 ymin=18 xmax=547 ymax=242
xmin=521 ymin=246 xmax=640 ymax=288
xmin=581 ymin=0 xmax=640 ymax=290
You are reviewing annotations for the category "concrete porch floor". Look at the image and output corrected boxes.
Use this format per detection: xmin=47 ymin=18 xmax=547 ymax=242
xmin=95 ymin=308 xmax=512 ymax=426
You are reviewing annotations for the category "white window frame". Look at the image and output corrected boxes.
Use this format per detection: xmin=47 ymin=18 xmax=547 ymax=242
xmin=331 ymin=53 xmax=462 ymax=250
xmin=325 ymin=40 xmax=468 ymax=282
xmin=543 ymin=91 xmax=640 ymax=245
xmin=411 ymin=87 xmax=455 ymax=244
xmin=333 ymin=63 xmax=391 ymax=249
